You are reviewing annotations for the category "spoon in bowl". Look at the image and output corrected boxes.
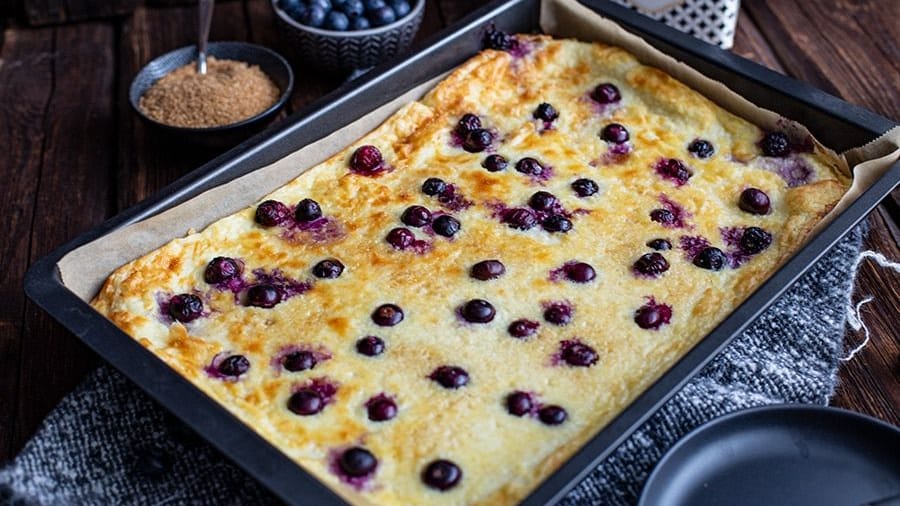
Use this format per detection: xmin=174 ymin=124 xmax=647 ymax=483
xmin=196 ymin=0 xmax=214 ymax=74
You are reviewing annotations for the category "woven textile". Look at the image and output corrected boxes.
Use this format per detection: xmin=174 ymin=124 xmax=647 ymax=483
xmin=1 ymin=227 xmax=864 ymax=505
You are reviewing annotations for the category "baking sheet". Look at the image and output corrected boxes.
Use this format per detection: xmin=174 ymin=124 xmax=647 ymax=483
xmin=59 ymin=0 xmax=899 ymax=303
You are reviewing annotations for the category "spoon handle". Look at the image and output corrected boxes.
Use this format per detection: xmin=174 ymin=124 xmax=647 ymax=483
xmin=197 ymin=0 xmax=214 ymax=74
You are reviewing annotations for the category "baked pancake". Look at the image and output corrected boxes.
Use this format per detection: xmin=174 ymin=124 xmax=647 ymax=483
xmin=93 ymin=33 xmax=849 ymax=505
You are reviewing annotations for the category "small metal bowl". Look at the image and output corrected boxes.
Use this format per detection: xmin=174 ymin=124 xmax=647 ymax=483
xmin=130 ymin=42 xmax=294 ymax=147
xmin=272 ymin=0 xmax=425 ymax=73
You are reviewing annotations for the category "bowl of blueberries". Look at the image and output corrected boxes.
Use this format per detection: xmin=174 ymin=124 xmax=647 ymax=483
xmin=272 ymin=0 xmax=424 ymax=72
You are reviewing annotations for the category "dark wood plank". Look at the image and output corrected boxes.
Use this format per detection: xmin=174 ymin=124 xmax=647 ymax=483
xmin=9 ymin=21 xmax=116 ymax=458
xmin=436 ymin=0 xmax=482 ymax=25
xmin=23 ymin=0 xmax=139 ymax=26
xmin=0 ymin=24 xmax=56 ymax=462
xmin=22 ymin=0 xmax=65 ymax=26
xmin=415 ymin=0 xmax=445 ymax=45
xmin=742 ymin=0 xmax=899 ymax=119
xmin=731 ymin=7 xmax=785 ymax=73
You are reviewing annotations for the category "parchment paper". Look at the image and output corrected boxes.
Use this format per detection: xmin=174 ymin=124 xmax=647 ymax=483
xmin=59 ymin=0 xmax=900 ymax=303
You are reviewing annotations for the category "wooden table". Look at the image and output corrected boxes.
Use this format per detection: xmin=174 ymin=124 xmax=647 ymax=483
xmin=1 ymin=0 xmax=897 ymax=463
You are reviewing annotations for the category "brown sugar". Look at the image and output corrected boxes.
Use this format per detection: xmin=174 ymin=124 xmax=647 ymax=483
xmin=139 ymin=56 xmax=280 ymax=128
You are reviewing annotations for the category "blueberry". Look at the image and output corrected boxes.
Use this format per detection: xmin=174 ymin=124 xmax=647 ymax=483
xmin=571 ymin=178 xmax=598 ymax=197
xmin=646 ymin=238 xmax=672 ymax=251
xmin=432 ymin=215 xmax=460 ymax=237
xmin=369 ymin=5 xmax=396 ymax=26
xmin=504 ymin=208 xmax=537 ymax=230
xmin=421 ymin=177 xmax=446 ymax=196
xmin=386 ymin=227 xmax=414 ymax=249
xmin=528 ymin=191 xmax=558 ymax=212
xmin=591 ymin=83 xmax=621 ymax=104
xmin=246 ymin=284 xmax=282 ymax=308
xmin=740 ymin=226 xmax=772 ymax=254
xmin=633 ymin=252 xmax=669 ymax=277
xmin=656 ymin=158 xmax=692 ymax=185
xmin=339 ymin=0 xmax=364 ymax=17
xmin=372 ymin=303 xmax=404 ymax=326
xmin=308 ymin=0 xmax=331 ymax=10
xmin=470 ymin=259 xmax=505 ymax=281
xmin=388 ymin=0 xmax=411 ymax=18
xmin=367 ymin=396 xmax=397 ymax=421
xmin=278 ymin=0 xmax=300 ymax=11
xmin=761 ymin=131 xmax=790 ymax=157
xmin=533 ymin=103 xmax=559 ymax=122
xmin=255 ymin=200 xmax=291 ymax=227
xmin=312 ymin=258 xmax=344 ymax=279
xmin=350 ymin=145 xmax=384 ymax=174
xmin=324 ymin=10 xmax=350 ymax=30
xmin=461 ymin=299 xmax=495 ymax=323
xmin=564 ymin=262 xmax=595 ymax=283
xmin=287 ymin=388 xmax=324 ymax=415
xmin=204 ymin=257 xmax=242 ymax=284
xmin=295 ymin=198 xmax=322 ymax=222
xmin=483 ymin=26 xmax=515 ymax=51
xmin=278 ymin=0 xmax=305 ymax=18
xmin=508 ymin=319 xmax=539 ymax=338
xmin=340 ymin=447 xmax=378 ymax=477
xmin=218 ymin=354 xmax=250 ymax=377
xmin=634 ymin=303 xmax=671 ymax=330
xmin=482 ymin=154 xmax=508 ymax=172
xmin=562 ymin=342 xmax=597 ymax=367
xmin=506 ymin=391 xmax=533 ymax=416
xmin=455 ymin=113 xmax=482 ymax=137
xmin=401 ymin=205 xmax=432 ymax=227
xmin=688 ymin=139 xmax=715 ymax=158
xmin=363 ymin=0 xmax=386 ymax=11
xmin=350 ymin=15 xmax=371 ymax=30
xmin=739 ymin=188 xmax=771 ymax=215
xmin=356 ymin=336 xmax=385 ymax=356
xmin=299 ymin=5 xmax=327 ymax=27
xmin=430 ymin=366 xmax=469 ymax=389
xmin=543 ymin=303 xmax=572 ymax=326
xmin=542 ymin=215 xmax=572 ymax=233
xmin=600 ymin=123 xmax=629 ymax=144
xmin=693 ymin=247 xmax=727 ymax=270
xmin=538 ymin=405 xmax=567 ymax=425
xmin=283 ymin=351 xmax=316 ymax=372
xmin=650 ymin=208 xmax=676 ymax=226
xmin=462 ymin=128 xmax=493 ymax=153
xmin=422 ymin=459 xmax=462 ymax=490
xmin=286 ymin=3 xmax=308 ymax=20
xmin=515 ymin=157 xmax=544 ymax=176
xmin=168 ymin=294 xmax=203 ymax=322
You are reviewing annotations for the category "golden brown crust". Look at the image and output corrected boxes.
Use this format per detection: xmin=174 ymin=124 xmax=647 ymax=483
xmin=92 ymin=35 xmax=849 ymax=505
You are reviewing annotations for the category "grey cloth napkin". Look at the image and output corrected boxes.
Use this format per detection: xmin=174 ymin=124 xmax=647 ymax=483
xmin=1 ymin=228 xmax=865 ymax=506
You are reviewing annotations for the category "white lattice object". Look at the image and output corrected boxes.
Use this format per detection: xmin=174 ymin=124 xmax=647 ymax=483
xmin=611 ymin=0 xmax=740 ymax=49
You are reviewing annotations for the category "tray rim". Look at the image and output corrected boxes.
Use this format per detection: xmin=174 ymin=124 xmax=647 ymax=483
xmin=24 ymin=0 xmax=900 ymax=504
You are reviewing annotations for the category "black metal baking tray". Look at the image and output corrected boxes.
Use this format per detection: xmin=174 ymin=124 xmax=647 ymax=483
xmin=24 ymin=0 xmax=899 ymax=504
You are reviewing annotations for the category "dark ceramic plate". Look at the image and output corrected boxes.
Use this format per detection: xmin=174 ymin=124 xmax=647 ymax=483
xmin=639 ymin=405 xmax=900 ymax=506
xmin=129 ymin=41 xmax=294 ymax=147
